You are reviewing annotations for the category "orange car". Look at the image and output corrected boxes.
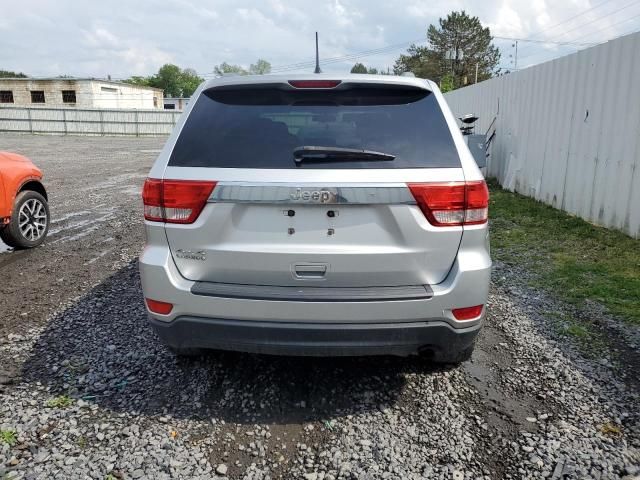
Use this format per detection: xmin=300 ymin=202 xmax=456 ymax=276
xmin=0 ymin=152 xmax=49 ymax=248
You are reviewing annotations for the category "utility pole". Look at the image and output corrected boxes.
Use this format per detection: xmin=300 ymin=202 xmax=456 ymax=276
xmin=314 ymin=32 xmax=322 ymax=74
xmin=475 ymin=63 xmax=478 ymax=84
xmin=514 ymin=40 xmax=518 ymax=70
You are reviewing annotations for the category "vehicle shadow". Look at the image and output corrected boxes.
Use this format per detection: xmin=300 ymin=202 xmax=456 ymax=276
xmin=22 ymin=260 xmax=448 ymax=425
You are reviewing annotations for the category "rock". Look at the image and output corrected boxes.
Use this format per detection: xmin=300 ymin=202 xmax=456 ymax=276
xmin=216 ymin=464 xmax=228 ymax=475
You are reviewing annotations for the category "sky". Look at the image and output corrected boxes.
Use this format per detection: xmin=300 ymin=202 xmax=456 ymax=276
xmin=1 ymin=0 xmax=639 ymax=79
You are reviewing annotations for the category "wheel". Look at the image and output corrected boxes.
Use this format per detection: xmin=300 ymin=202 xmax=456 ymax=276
xmin=0 ymin=190 xmax=50 ymax=249
xmin=432 ymin=344 xmax=475 ymax=365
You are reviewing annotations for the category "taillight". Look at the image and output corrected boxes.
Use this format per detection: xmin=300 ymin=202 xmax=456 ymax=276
xmin=452 ymin=305 xmax=484 ymax=320
xmin=288 ymin=80 xmax=342 ymax=88
xmin=407 ymin=180 xmax=489 ymax=226
xmin=464 ymin=181 xmax=490 ymax=225
xmin=142 ymin=178 xmax=164 ymax=222
xmin=142 ymin=178 xmax=216 ymax=224
xmin=145 ymin=298 xmax=173 ymax=315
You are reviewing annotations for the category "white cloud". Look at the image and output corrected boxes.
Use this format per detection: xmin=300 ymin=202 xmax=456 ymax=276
xmin=0 ymin=0 xmax=636 ymax=77
xmin=82 ymin=27 xmax=122 ymax=49
xmin=487 ymin=2 xmax=525 ymax=37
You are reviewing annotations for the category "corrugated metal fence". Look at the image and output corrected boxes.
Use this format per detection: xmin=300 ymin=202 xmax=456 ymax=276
xmin=445 ymin=32 xmax=640 ymax=238
xmin=0 ymin=106 xmax=179 ymax=136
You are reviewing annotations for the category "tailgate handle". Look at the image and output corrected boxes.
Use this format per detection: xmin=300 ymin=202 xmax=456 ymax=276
xmin=294 ymin=264 xmax=327 ymax=278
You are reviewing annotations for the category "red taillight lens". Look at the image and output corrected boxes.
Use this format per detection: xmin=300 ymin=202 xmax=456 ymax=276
xmin=145 ymin=298 xmax=173 ymax=315
xmin=162 ymin=180 xmax=216 ymax=224
xmin=407 ymin=180 xmax=489 ymax=226
xmin=142 ymin=179 xmax=216 ymax=224
xmin=142 ymin=178 xmax=164 ymax=222
xmin=452 ymin=305 xmax=484 ymax=320
xmin=464 ymin=180 xmax=490 ymax=225
xmin=288 ymin=80 xmax=342 ymax=88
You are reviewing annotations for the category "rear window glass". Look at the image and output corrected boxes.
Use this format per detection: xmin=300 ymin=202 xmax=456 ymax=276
xmin=169 ymin=85 xmax=460 ymax=169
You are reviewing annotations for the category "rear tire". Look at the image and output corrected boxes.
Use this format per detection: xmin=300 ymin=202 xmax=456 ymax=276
xmin=0 ymin=191 xmax=50 ymax=249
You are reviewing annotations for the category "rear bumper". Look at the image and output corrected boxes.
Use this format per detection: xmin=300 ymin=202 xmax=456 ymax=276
xmin=149 ymin=316 xmax=481 ymax=357
xmin=139 ymin=223 xmax=491 ymax=357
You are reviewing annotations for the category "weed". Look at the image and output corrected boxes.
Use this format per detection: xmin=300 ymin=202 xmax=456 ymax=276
xmin=46 ymin=395 xmax=73 ymax=409
xmin=0 ymin=429 xmax=17 ymax=446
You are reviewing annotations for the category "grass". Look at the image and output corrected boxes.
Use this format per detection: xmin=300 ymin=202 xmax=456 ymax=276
xmin=45 ymin=395 xmax=73 ymax=409
xmin=488 ymin=179 xmax=640 ymax=327
xmin=546 ymin=311 xmax=607 ymax=354
xmin=0 ymin=429 xmax=17 ymax=446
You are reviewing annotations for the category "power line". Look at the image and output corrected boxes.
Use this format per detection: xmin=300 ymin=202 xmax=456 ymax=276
xmin=518 ymin=0 xmax=640 ymax=58
xmin=492 ymin=36 xmax=597 ymax=47
xmin=524 ymin=0 xmax=617 ymax=38
xmin=547 ymin=0 xmax=640 ymax=40
xmin=204 ymin=37 xmax=428 ymax=76
xmin=519 ymin=12 xmax=640 ymax=63
xmin=205 ymin=34 xmax=593 ymax=78
xmin=569 ymin=11 xmax=640 ymax=41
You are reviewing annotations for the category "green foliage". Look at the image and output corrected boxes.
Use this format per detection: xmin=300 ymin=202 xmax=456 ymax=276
xmin=394 ymin=44 xmax=440 ymax=79
xmin=214 ymin=62 xmax=248 ymax=75
xmin=440 ymin=74 xmax=455 ymax=93
xmin=351 ymin=62 xmax=368 ymax=74
xmin=123 ymin=64 xmax=203 ymax=97
xmin=394 ymin=11 xmax=500 ymax=89
xmin=123 ymin=75 xmax=151 ymax=87
xmin=214 ymin=59 xmax=272 ymax=76
xmin=249 ymin=59 xmax=272 ymax=75
xmin=46 ymin=395 xmax=73 ymax=408
xmin=489 ymin=179 xmax=640 ymax=326
xmin=0 ymin=69 xmax=28 ymax=78
xmin=0 ymin=430 xmax=17 ymax=446
xmin=350 ymin=63 xmax=382 ymax=74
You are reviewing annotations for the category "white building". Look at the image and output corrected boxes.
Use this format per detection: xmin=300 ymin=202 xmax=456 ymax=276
xmin=0 ymin=78 xmax=164 ymax=109
xmin=163 ymin=97 xmax=190 ymax=110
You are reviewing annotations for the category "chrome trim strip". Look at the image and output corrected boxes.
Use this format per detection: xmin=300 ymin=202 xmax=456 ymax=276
xmin=191 ymin=281 xmax=433 ymax=302
xmin=208 ymin=182 xmax=416 ymax=205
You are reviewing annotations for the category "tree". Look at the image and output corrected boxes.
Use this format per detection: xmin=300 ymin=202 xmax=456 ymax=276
xmin=213 ymin=59 xmax=272 ymax=76
xmin=394 ymin=11 xmax=500 ymax=89
xmin=214 ymin=62 xmax=248 ymax=76
xmin=125 ymin=75 xmax=152 ymax=87
xmin=153 ymin=64 xmax=183 ymax=97
xmin=439 ymin=74 xmax=455 ymax=93
xmin=180 ymin=68 xmax=203 ymax=96
xmin=249 ymin=59 xmax=271 ymax=75
xmin=351 ymin=62 xmax=368 ymax=74
xmin=0 ymin=70 xmax=28 ymax=78
xmin=350 ymin=63 xmax=382 ymax=74
xmin=124 ymin=64 xmax=203 ymax=97
xmin=394 ymin=45 xmax=440 ymax=79
xmin=427 ymin=11 xmax=500 ymax=87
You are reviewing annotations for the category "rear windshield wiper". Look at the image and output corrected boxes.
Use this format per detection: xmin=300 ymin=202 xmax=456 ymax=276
xmin=293 ymin=146 xmax=395 ymax=164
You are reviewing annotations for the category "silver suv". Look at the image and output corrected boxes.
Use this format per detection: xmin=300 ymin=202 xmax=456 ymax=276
xmin=139 ymin=74 xmax=490 ymax=363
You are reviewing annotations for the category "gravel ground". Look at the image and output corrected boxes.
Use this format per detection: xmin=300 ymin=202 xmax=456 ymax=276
xmin=0 ymin=134 xmax=638 ymax=479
